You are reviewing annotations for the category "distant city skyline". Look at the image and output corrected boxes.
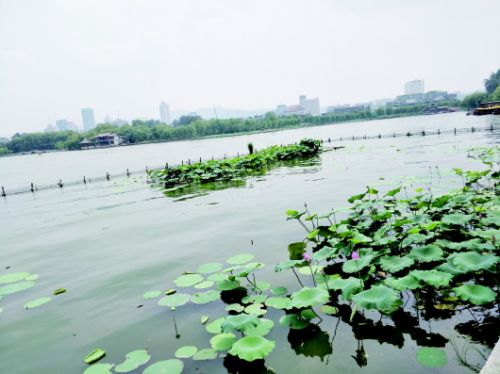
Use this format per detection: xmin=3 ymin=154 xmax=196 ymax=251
xmin=1 ymin=0 xmax=499 ymax=137
xmin=81 ymin=108 xmax=96 ymax=131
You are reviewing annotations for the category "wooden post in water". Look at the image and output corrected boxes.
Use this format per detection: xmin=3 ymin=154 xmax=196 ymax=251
xmin=454 ymin=128 xmax=457 ymax=135
xmin=1 ymin=186 xmax=5 ymax=197
xmin=83 ymin=176 xmax=87 ymax=184
xmin=199 ymin=157 xmax=202 ymax=163
xmin=106 ymin=172 xmax=110 ymax=181
xmin=181 ymin=160 xmax=184 ymax=165
xmin=437 ymin=129 xmax=440 ymax=135
xmin=188 ymin=159 xmax=191 ymax=165
xmin=30 ymin=182 xmax=34 ymax=193
xmin=393 ymin=133 xmax=396 ymax=137
xmin=378 ymin=134 xmax=381 ymax=139
xmin=421 ymin=130 xmax=425 ymax=136
xmin=58 ymin=179 xmax=63 ymax=188
xmin=165 ymin=162 xmax=168 ymax=170
xmin=471 ymin=127 xmax=475 ymax=133
xmin=126 ymin=168 xmax=130 ymax=177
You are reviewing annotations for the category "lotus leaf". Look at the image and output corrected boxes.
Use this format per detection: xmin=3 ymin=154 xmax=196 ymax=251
xmin=225 ymin=304 xmax=245 ymax=312
xmin=197 ymin=262 xmax=223 ymax=274
xmin=53 ymin=288 xmax=66 ymax=295
xmin=288 ymin=242 xmax=306 ymax=260
xmin=114 ymin=349 xmax=150 ymax=372
xmin=279 ymin=314 xmax=309 ymax=330
xmin=453 ymin=284 xmax=496 ymax=305
xmin=265 ymin=297 xmax=290 ymax=310
xmin=409 ymin=245 xmax=444 ymax=263
xmin=328 ymin=277 xmax=363 ymax=301
xmin=191 ymin=290 xmax=220 ymax=304
xmin=242 ymin=294 xmax=267 ymax=304
xmin=174 ymin=345 xmax=197 ymax=358
xmin=143 ymin=290 xmax=162 ymax=299
xmin=165 ymin=289 xmax=176 ymax=295
xmin=157 ymin=293 xmax=190 ymax=308
xmin=402 ymin=233 xmax=429 ymax=247
xmin=442 ymin=213 xmax=471 ymax=226
xmin=379 ymin=256 xmax=415 ymax=273
xmin=416 ymin=347 xmax=447 ymax=368
xmin=223 ymin=314 xmax=260 ymax=333
xmin=207 ymin=273 xmax=226 ymax=283
xmin=25 ymin=274 xmax=39 ymax=281
xmin=0 ymin=272 xmax=30 ymax=284
xmin=210 ymin=333 xmax=237 ymax=351
xmin=254 ymin=281 xmax=270 ymax=292
xmin=410 ymin=270 xmax=453 ymax=287
xmin=452 ymin=252 xmax=498 ymax=272
xmin=228 ymin=336 xmax=275 ymax=362
xmin=226 ymin=253 xmax=254 ymax=265
xmin=174 ymin=273 xmax=203 ymax=287
xmin=192 ymin=348 xmax=218 ymax=360
xmin=298 ymin=265 xmax=323 ymax=276
xmin=483 ymin=210 xmax=500 ymax=226
xmin=83 ymin=363 xmax=113 ymax=374
xmin=84 ymin=348 xmax=106 ymax=364
xmin=270 ymin=286 xmax=288 ymax=295
xmin=143 ymin=359 xmax=184 ymax=374
xmin=206 ymin=317 xmax=225 ymax=334
xmin=288 ymin=287 xmax=329 ymax=309
xmin=201 ymin=315 xmax=209 ymax=324
xmin=351 ymin=285 xmax=402 ymax=313
xmin=342 ymin=254 xmax=374 ymax=274
xmin=384 ymin=274 xmax=421 ymax=291
xmin=0 ymin=281 xmax=35 ymax=296
xmin=274 ymin=260 xmax=305 ymax=272
xmin=24 ymin=296 xmax=52 ymax=309
xmin=319 ymin=305 xmax=338 ymax=315
xmin=244 ymin=318 xmax=274 ymax=336
xmin=244 ymin=303 xmax=267 ymax=316
xmin=217 ymin=279 xmax=240 ymax=291
xmin=437 ymin=261 xmax=468 ymax=275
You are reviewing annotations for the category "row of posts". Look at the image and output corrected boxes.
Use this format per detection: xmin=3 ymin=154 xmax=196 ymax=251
xmin=0 ymin=125 xmax=494 ymax=198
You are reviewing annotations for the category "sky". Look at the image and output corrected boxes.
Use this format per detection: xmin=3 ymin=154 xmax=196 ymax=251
xmin=1 ymin=0 xmax=499 ymax=137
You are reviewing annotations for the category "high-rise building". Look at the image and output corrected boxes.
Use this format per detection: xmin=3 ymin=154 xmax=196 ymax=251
xmin=300 ymin=95 xmax=320 ymax=115
xmin=404 ymin=80 xmax=425 ymax=95
xmin=81 ymin=108 xmax=96 ymax=131
xmin=55 ymin=119 xmax=79 ymax=132
xmin=159 ymin=102 xmax=171 ymax=124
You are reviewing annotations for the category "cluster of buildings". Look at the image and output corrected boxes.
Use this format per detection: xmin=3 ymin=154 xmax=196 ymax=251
xmin=275 ymin=95 xmax=321 ymax=116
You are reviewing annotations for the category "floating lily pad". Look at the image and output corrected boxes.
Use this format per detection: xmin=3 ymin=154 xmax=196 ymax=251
xmin=225 ymin=304 xmax=245 ymax=312
xmin=84 ymin=348 xmax=106 ymax=364
xmin=410 ymin=245 xmax=444 ymax=263
xmin=83 ymin=363 xmax=113 ymax=374
xmin=319 ymin=305 xmax=338 ymax=315
xmin=217 ymin=279 xmax=240 ymax=291
xmin=0 ymin=272 xmax=30 ymax=284
xmin=194 ymin=281 xmax=214 ymax=289
xmin=244 ymin=318 xmax=274 ymax=337
xmin=174 ymin=345 xmax=197 ymax=358
xmin=24 ymin=296 xmax=51 ymax=309
xmin=143 ymin=290 xmax=162 ymax=299
xmin=174 ymin=274 xmax=203 ymax=287
xmin=114 ymin=349 xmax=151 ymax=372
xmin=416 ymin=347 xmax=447 ymax=368
xmin=453 ymin=284 xmax=496 ymax=305
xmin=53 ymin=288 xmax=66 ymax=295
xmin=442 ymin=213 xmax=471 ymax=226
xmin=25 ymin=274 xmax=39 ymax=281
xmin=410 ymin=270 xmax=453 ymax=288
xmin=298 ymin=265 xmax=323 ymax=276
xmin=223 ymin=314 xmax=260 ymax=333
xmin=244 ymin=303 xmax=267 ymax=316
xmin=379 ymin=256 xmax=415 ymax=273
xmin=206 ymin=317 xmax=225 ymax=334
xmin=226 ymin=254 xmax=254 ymax=265
xmin=207 ymin=273 xmax=226 ymax=283
xmin=0 ymin=281 xmax=35 ymax=296
xmin=192 ymin=348 xmax=218 ymax=360
xmin=265 ymin=297 xmax=290 ymax=310
xmin=143 ymin=359 xmax=184 ymax=374
xmin=229 ymin=336 xmax=275 ymax=362
xmin=288 ymin=287 xmax=329 ymax=309
xmin=352 ymin=285 xmax=402 ymax=313
xmin=328 ymin=277 xmax=363 ymax=301
xmin=242 ymin=294 xmax=267 ymax=304
xmin=384 ymin=274 xmax=421 ymax=291
xmin=197 ymin=262 xmax=223 ymax=274
xmin=254 ymin=281 xmax=270 ymax=291
xmin=165 ymin=289 xmax=176 ymax=295
xmin=210 ymin=333 xmax=237 ymax=351
xmin=279 ymin=314 xmax=309 ymax=330
xmin=270 ymin=286 xmax=288 ymax=295
xmin=452 ymin=252 xmax=498 ymax=272
xmin=191 ymin=290 xmax=220 ymax=304
xmin=157 ymin=294 xmax=190 ymax=308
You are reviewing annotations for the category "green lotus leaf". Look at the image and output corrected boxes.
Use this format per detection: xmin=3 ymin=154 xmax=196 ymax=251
xmin=314 ymin=274 xmax=341 ymax=290
xmin=328 ymin=277 xmax=363 ymax=301
xmin=242 ymin=262 xmax=265 ymax=273
xmin=352 ymin=285 xmax=402 ymax=313
xmin=201 ymin=315 xmax=209 ymax=324
xmin=174 ymin=273 xmax=203 ymax=287
xmin=206 ymin=317 xmax=225 ymax=334
xmin=298 ymin=265 xmax=323 ymax=276
xmin=342 ymin=254 xmax=375 ymax=274
xmin=206 ymin=273 xmax=226 ymax=283
xmin=279 ymin=314 xmax=310 ymax=330
xmin=25 ymin=274 xmax=39 ymax=281
xmin=222 ymin=266 xmax=243 ymax=274
xmin=441 ymin=213 xmax=472 ymax=226
xmin=0 ymin=272 xmax=30 ymax=284
xmin=319 ymin=305 xmax=338 ymax=315
xmin=244 ymin=318 xmax=274 ymax=337
xmin=0 ymin=307 xmax=3 ymax=313
xmin=437 ymin=261 xmax=468 ymax=275
xmin=84 ymin=348 xmax=106 ymax=364
xmin=217 ymin=279 xmax=240 ymax=291
xmin=409 ymin=245 xmax=444 ymax=262
xmin=452 ymin=252 xmax=498 ymax=272
xmin=210 ymin=333 xmax=237 ymax=351
xmin=229 ymin=336 xmax=276 ymax=362
xmin=482 ymin=210 xmax=500 ymax=226
xmin=165 ymin=289 xmax=176 ymax=295
xmin=384 ymin=274 xmax=421 ymax=291
xmin=379 ymin=256 xmax=415 ymax=273
xmin=274 ymin=260 xmax=305 ymax=272
xmin=300 ymin=309 xmax=316 ymax=320
xmin=157 ymin=293 xmax=190 ymax=308
xmin=192 ymin=348 xmax=218 ymax=360
xmin=191 ymin=290 xmax=220 ymax=304
xmin=226 ymin=253 xmax=254 ymax=265
xmin=350 ymin=232 xmax=372 ymax=245
xmin=254 ymin=281 xmax=270 ymax=291
xmin=53 ymin=288 xmax=66 ymax=295
xmin=174 ymin=345 xmax=197 ymax=358
xmin=83 ymin=363 xmax=113 ymax=374
xmin=416 ymin=347 xmax=447 ymax=368
xmin=24 ymin=296 xmax=52 ymax=309
xmin=193 ymin=281 xmax=214 ymax=289
xmin=143 ymin=290 xmax=162 ymax=299
xmin=288 ymin=242 xmax=306 ymax=260
xmin=244 ymin=303 xmax=267 ymax=316
xmin=114 ymin=349 xmax=150 ymax=372
xmin=436 ymin=238 xmax=495 ymax=251
xmin=402 ymin=233 xmax=430 ymax=247
xmin=143 ymin=359 xmax=184 ymax=374
xmin=470 ymin=229 xmax=498 ymax=240
xmin=288 ymin=287 xmax=329 ymax=309
xmin=222 ymin=314 xmax=260 ymax=333
xmin=410 ymin=270 xmax=453 ymax=287
xmin=225 ymin=304 xmax=245 ymax=312
xmin=0 ymin=281 xmax=35 ymax=296
xmin=197 ymin=262 xmax=223 ymax=274
xmin=265 ymin=297 xmax=290 ymax=310
xmin=453 ymin=284 xmax=496 ymax=305
xmin=270 ymin=286 xmax=288 ymax=295
xmin=242 ymin=294 xmax=267 ymax=304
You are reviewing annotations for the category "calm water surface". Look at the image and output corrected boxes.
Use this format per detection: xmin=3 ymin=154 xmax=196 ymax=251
xmin=0 ymin=114 xmax=498 ymax=374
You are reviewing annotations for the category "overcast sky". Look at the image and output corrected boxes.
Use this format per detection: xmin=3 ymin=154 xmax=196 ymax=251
xmin=1 ymin=0 xmax=499 ymax=137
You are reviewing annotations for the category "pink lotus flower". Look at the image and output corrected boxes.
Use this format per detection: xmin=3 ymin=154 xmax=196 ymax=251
xmin=351 ymin=251 xmax=360 ymax=260
xmin=303 ymin=253 xmax=311 ymax=261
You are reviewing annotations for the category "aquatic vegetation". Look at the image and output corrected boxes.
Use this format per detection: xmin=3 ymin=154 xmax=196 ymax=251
xmin=114 ymin=349 xmax=151 ymax=373
xmin=24 ymin=296 xmax=52 ymax=309
xmin=84 ymin=348 xmax=106 ymax=364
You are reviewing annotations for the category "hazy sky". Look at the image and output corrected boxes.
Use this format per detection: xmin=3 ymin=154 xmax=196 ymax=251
xmin=1 ymin=0 xmax=499 ymax=137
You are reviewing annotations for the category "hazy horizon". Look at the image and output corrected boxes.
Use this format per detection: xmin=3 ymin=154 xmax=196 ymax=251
xmin=1 ymin=0 xmax=499 ymax=137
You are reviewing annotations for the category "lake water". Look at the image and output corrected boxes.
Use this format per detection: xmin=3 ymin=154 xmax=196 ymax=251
xmin=0 ymin=113 xmax=498 ymax=374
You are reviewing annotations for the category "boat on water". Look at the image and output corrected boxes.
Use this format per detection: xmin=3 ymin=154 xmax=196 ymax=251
xmin=471 ymin=101 xmax=500 ymax=115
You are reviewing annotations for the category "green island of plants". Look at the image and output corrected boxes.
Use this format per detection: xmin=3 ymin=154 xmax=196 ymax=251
xmin=84 ymin=146 xmax=499 ymax=373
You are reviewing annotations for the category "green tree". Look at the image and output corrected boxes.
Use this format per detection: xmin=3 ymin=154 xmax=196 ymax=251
xmin=491 ymin=85 xmax=500 ymax=101
xmin=484 ymin=68 xmax=500 ymax=94
xmin=461 ymin=92 xmax=487 ymax=109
